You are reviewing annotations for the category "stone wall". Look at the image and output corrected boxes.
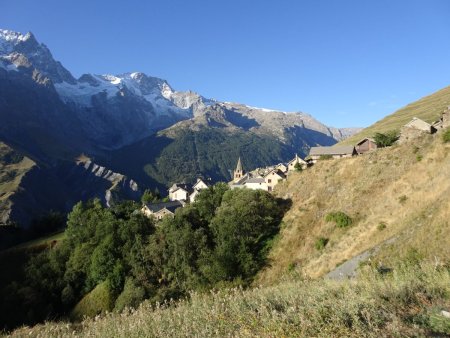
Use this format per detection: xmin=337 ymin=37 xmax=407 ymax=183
xmin=398 ymin=126 xmax=427 ymax=144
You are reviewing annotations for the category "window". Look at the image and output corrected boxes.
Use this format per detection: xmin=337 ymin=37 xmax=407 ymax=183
xmin=268 ymin=179 xmax=272 ymax=183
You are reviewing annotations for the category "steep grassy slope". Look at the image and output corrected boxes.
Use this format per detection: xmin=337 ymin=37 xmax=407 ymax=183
xmin=257 ymin=131 xmax=450 ymax=284
xmin=340 ymin=85 xmax=450 ymax=145
xmin=0 ymin=142 xmax=36 ymax=224
xmin=9 ymin=264 xmax=450 ymax=337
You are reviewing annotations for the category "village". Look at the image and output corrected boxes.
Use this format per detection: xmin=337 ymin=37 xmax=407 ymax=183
xmin=141 ymin=108 xmax=450 ymax=221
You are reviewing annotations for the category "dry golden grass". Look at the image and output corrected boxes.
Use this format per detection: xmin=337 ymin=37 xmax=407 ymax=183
xmin=0 ymin=142 xmax=36 ymax=218
xmin=340 ymin=85 xmax=450 ymax=145
xmin=8 ymin=263 xmax=450 ymax=337
xmin=257 ymin=132 xmax=450 ymax=284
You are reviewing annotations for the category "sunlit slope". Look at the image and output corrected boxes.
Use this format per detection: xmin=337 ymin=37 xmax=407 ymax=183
xmin=258 ymin=132 xmax=450 ymax=285
xmin=340 ymin=85 xmax=450 ymax=145
xmin=0 ymin=142 xmax=36 ymax=224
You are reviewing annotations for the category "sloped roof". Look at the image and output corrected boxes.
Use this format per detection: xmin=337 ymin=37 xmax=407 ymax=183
xmin=264 ymin=169 xmax=286 ymax=179
xmin=235 ymin=157 xmax=243 ymax=171
xmin=193 ymin=178 xmax=209 ymax=190
xmin=245 ymin=177 xmax=266 ymax=184
xmin=309 ymin=146 xmax=356 ymax=156
xmin=168 ymin=183 xmax=192 ymax=194
xmin=404 ymin=117 xmax=434 ymax=131
xmin=232 ymin=173 xmax=250 ymax=185
xmin=288 ymin=153 xmax=307 ymax=164
xmin=356 ymin=137 xmax=376 ymax=146
xmin=144 ymin=200 xmax=184 ymax=213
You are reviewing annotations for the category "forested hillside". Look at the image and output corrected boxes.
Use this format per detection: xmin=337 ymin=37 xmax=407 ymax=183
xmin=0 ymin=186 xmax=287 ymax=330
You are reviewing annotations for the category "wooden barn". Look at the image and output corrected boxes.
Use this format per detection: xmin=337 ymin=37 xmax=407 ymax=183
xmin=355 ymin=138 xmax=377 ymax=154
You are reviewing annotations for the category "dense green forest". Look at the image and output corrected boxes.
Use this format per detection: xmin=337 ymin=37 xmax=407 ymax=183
xmin=104 ymin=128 xmax=297 ymax=188
xmin=0 ymin=184 xmax=288 ymax=330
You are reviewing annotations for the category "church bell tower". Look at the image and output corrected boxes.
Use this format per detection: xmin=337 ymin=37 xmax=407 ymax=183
xmin=233 ymin=157 xmax=244 ymax=182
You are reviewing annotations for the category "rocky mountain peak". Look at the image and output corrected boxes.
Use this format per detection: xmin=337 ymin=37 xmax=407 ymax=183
xmin=0 ymin=28 xmax=76 ymax=84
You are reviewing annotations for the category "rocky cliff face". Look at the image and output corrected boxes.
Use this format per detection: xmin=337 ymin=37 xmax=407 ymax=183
xmin=1 ymin=155 xmax=140 ymax=227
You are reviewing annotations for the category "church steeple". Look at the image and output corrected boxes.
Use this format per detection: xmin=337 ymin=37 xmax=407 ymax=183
xmin=234 ymin=157 xmax=244 ymax=182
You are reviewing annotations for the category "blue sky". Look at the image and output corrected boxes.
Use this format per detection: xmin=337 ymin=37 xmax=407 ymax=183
xmin=2 ymin=0 xmax=450 ymax=127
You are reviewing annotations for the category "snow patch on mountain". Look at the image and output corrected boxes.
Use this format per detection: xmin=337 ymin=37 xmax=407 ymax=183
xmin=244 ymin=104 xmax=284 ymax=113
xmin=54 ymin=76 xmax=120 ymax=106
xmin=0 ymin=29 xmax=30 ymax=53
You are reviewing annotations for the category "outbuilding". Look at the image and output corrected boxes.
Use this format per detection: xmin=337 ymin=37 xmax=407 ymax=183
xmin=355 ymin=138 xmax=377 ymax=154
xmin=308 ymin=146 xmax=357 ymax=163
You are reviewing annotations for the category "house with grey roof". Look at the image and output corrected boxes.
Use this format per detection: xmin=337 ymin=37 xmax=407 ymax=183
xmin=308 ymin=145 xmax=357 ymax=163
xmin=141 ymin=200 xmax=186 ymax=221
xmin=398 ymin=117 xmax=437 ymax=144
xmin=168 ymin=183 xmax=192 ymax=202
xmin=264 ymin=169 xmax=286 ymax=191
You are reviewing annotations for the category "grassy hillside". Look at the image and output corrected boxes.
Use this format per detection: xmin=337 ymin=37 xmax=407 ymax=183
xmin=0 ymin=231 xmax=65 ymax=296
xmin=0 ymin=141 xmax=43 ymax=228
xmin=258 ymin=131 xmax=450 ymax=284
xmin=0 ymin=142 xmax=35 ymax=224
xmin=9 ymin=263 xmax=450 ymax=337
xmin=340 ymin=85 xmax=450 ymax=145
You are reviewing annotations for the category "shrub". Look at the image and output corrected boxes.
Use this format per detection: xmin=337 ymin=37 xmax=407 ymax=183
xmin=416 ymin=154 xmax=423 ymax=162
xmin=325 ymin=211 xmax=353 ymax=228
xmin=398 ymin=195 xmax=408 ymax=204
xmin=315 ymin=237 xmax=329 ymax=250
xmin=294 ymin=162 xmax=303 ymax=172
xmin=443 ymin=128 xmax=450 ymax=143
xmin=374 ymin=130 xmax=399 ymax=147
xmin=287 ymin=262 xmax=296 ymax=271
xmin=377 ymin=222 xmax=387 ymax=231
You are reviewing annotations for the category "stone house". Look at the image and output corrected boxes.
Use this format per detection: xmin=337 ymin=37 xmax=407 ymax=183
xmin=243 ymin=177 xmax=268 ymax=191
xmin=189 ymin=178 xmax=210 ymax=203
xmin=287 ymin=153 xmax=307 ymax=171
xmin=168 ymin=183 xmax=192 ymax=202
xmin=275 ymin=163 xmax=288 ymax=173
xmin=432 ymin=107 xmax=450 ymax=130
xmin=308 ymin=146 xmax=357 ymax=163
xmin=398 ymin=117 xmax=437 ymax=144
xmin=141 ymin=200 xmax=185 ymax=221
xmin=355 ymin=138 xmax=377 ymax=154
xmin=264 ymin=169 xmax=286 ymax=192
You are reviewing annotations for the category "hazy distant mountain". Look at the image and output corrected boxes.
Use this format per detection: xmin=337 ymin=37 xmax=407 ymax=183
xmin=0 ymin=28 xmax=360 ymax=226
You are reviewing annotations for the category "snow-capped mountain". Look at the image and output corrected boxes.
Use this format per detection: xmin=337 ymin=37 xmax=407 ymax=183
xmin=0 ymin=28 xmax=362 ymax=227
xmin=0 ymin=29 xmax=358 ymax=151
xmin=0 ymin=29 xmax=211 ymax=149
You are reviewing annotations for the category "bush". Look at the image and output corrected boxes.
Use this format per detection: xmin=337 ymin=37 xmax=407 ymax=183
xmin=374 ymin=130 xmax=399 ymax=147
xmin=377 ymin=222 xmax=387 ymax=231
xmin=294 ymin=162 xmax=303 ymax=172
xmin=325 ymin=211 xmax=353 ymax=228
xmin=315 ymin=237 xmax=329 ymax=250
xmin=398 ymin=195 xmax=408 ymax=204
xmin=443 ymin=128 xmax=450 ymax=143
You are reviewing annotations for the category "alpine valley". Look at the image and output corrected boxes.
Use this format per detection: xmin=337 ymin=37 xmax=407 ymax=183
xmin=0 ymin=29 xmax=360 ymax=228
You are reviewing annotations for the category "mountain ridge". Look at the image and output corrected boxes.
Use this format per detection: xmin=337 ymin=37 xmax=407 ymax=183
xmin=0 ymin=28 xmax=360 ymax=227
